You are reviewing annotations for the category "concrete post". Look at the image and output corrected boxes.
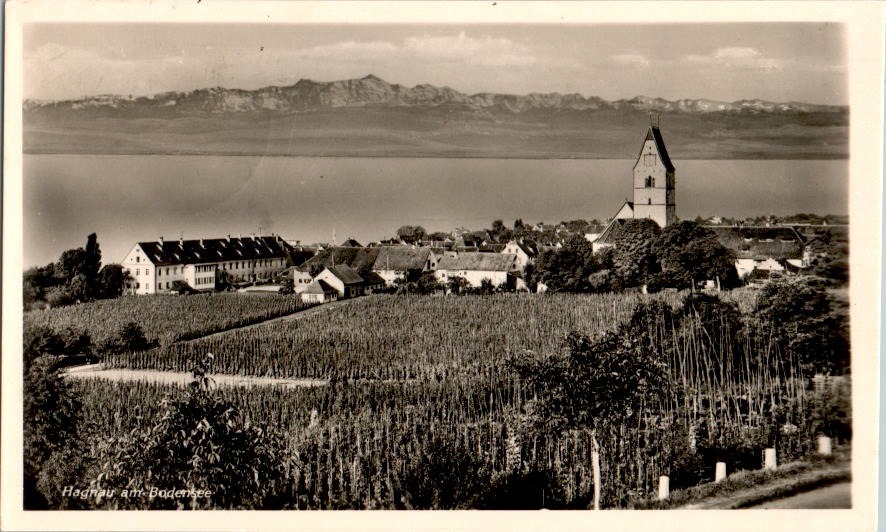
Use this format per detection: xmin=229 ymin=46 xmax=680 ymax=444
xmin=715 ymin=462 xmax=727 ymax=483
xmin=658 ymin=475 xmax=670 ymax=501
xmin=764 ymin=448 xmax=777 ymax=470
xmin=817 ymin=436 xmax=833 ymax=456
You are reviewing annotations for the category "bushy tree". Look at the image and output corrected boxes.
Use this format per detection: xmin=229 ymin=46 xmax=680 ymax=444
xmin=446 ymin=275 xmax=469 ymax=295
xmin=508 ymin=302 xmax=672 ymax=508
xmin=24 ymin=356 xmax=87 ymax=509
xmin=396 ymin=225 xmax=427 ymax=243
xmin=533 ymin=235 xmax=599 ymax=292
xmin=653 ymin=221 xmax=737 ymax=289
xmin=90 ymin=356 xmax=291 ymax=509
xmin=612 ymin=219 xmax=661 ymax=287
xmin=101 ymin=322 xmax=155 ymax=355
xmin=755 ymin=276 xmax=848 ymax=375
xmin=96 ymin=264 xmax=130 ymax=299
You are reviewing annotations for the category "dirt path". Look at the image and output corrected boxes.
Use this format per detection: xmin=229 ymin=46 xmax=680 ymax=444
xmin=64 ymin=299 xmax=362 ymax=388
xmin=65 ymin=364 xmax=328 ymax=389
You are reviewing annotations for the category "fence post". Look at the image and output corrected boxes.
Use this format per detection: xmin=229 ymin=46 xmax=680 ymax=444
xmin=817 ymin=436 xmax=833 ymax=456
xmin=658 ymin=475 xmax=670 ymax=501
xmin=715 ymin=462 xmax=727 ymax=483
xmin=764 ymin=448 xmax=777 ymax=470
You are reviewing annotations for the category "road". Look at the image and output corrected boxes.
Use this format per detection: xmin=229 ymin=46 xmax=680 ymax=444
xmin=747 ymin=482 xmax=851 ymax=509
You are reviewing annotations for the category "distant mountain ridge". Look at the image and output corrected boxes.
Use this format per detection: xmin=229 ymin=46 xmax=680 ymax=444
xmin=23 ymin=74 xmax=848 ymax=159
xmin=24 ymin=74 xmax=845 ymax=116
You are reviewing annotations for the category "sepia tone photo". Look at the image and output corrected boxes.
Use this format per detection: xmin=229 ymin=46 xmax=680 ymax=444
xmin=2 ymin=2 xmax=882 ymax=531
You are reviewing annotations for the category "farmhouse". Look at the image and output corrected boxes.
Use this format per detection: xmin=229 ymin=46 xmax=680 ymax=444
xmin=707 ymin=226 xmax=807 ymax=279
xmin=122 ymin=234 xmax=292 ymax=295
xmin=372 ymin=247 xmax=439 ymax=285
xmin=312 ymin=265 xmax=385 ymax=300
xmin=434 ymin=252 xmax=519 ymax=288
xmin=301 ymin=279 xmax=339 ymax=304
xmin=501 ymin=239 xmax=539 ymax=270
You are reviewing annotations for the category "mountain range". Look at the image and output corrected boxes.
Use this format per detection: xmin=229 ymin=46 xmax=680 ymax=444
xmin=24 ymin=74 xmax=848 ymax=159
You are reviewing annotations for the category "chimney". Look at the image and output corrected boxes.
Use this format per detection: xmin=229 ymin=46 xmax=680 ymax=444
xmin=226 ymin=234 xmax=231 ymax=242
xmin=159 ymin=236 xmax=164 ymax=246
xmin=179 ymin=236 xmax=184 ymax=249
xmin=251 ymin=233 xmax=256 ymax=241
xmin=238 ymin=233 xmax=242 ymax=239
xmin=200 ymin=238 xmax=204 ymax=248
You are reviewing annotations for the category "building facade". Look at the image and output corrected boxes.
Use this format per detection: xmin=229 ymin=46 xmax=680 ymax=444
xmin=122 ymin=234 xmax=292 ymax=295
xmin=631 ymin=124 xmax=676 ymax=228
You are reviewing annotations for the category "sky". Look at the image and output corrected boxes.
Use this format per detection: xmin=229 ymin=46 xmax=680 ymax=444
xmin=24 ymin=23 xmax=847 ymax=104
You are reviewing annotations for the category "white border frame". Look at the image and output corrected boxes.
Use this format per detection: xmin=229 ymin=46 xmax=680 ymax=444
xmin=3 ymin=2 xmax=883 ymax=531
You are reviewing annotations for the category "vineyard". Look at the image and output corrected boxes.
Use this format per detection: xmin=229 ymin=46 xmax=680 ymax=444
xmin=24 ymin=293 xmax=315 ymax=347
xmin=52 ymin=286 xmax=846 ymax=509
xmin=106 ymin=293 xmax=686 ymax=379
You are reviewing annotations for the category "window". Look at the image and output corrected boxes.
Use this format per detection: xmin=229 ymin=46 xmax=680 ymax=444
xmin=648 ymin=198 xmax=652 ymax=205
xmin=158 ymin=269 xmax=162 ymax=277
xmin=166 ymin=282 xmax=170 ymax=289
xmin=136 ymin=282 xmax=140 ymax=289
xmin=136 ymin=269 xmax=140 ymax=276
xmin=136 ymin=256 xmax=140 ymax=263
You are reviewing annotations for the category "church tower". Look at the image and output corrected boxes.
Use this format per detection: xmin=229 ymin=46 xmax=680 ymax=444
xmin=631 ymin=114 xmax=675 ymax=227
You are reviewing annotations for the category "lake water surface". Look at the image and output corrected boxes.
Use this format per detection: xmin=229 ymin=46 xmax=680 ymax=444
xmin=24 ymin=155 xmax=848 ymax=267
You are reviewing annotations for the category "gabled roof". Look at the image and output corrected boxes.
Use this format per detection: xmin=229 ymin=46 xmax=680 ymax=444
xmin=638 ymin=126 xmax=675 ymax=172
xmin=373 ymin=247 xmax=432 ymax=271
xmin=437 ymin=253 xmax=518 ymax=272
xmin=136 ymin=236 xmax=292 ymax=266
xmin=325 ymin=264 xmax=365 ymax=285
xmin=707 ymin=226 xmax=805 ymax=260
xmin=593 ymin=218 xmax=629 ymax=246
xmin=301 ymin=246 xmax=380 ymax=271
xmin=341 ymin=238 xmax=362 ymax=247
xmin=506 ymin=240 xmax=538 ymax=257
xmin=360 ymin=271 xmax=386 ymax=286
xmin=303 ymin=279 xmax=338 ymax=295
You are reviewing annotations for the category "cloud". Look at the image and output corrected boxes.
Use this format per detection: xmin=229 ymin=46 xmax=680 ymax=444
xmin=609 ymin=53 xmax=651 ymax=67
xmin=683 ymin=47 xmax=782 ymax=70
xmin=292 ymin=32 xmax=538 ymax=68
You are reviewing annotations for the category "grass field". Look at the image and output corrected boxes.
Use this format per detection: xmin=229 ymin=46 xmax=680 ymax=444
xmin=25 ymin=293 xmax=315 ymax=347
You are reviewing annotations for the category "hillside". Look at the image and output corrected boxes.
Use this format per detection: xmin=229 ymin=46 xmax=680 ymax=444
xmin=23 ymin=74 xmax=848 ymax=159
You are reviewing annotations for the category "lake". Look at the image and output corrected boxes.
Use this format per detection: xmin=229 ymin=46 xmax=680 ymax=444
xmin=23 ymin=155 xmax=848 ymax=268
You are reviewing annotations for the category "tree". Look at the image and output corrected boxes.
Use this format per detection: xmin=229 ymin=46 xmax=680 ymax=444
xmin=612 ymin=219 xmax=661 ymax=287
xmin=84 ymin=233 xmax=102 ymax=298
xmin=396 ymin=225 xmax=427 ymax=243
xmin=101 ymin=322 xmax=155 ymax=355
xmin=508 ymin=303 xmax=671 ymax=509
xmin=532 ymin=235 xmax=599 ymax=292
xmin=653 ymin=221 xmax=737 ymax=289
xmin=24 ymin=356 xmax=87 ymax=509
xmin=90 ymin=355 xmax=291 ymax=509
xmin=446 ymin=275 xmax=469 ymax=295
xmin=479 ymin=278 xmax=495 ymax=295
xmin=96 ymin=264 xmax=130 ymax=299
xmin=490 ymin=219 xmax=512 ymax=242
xmin=755 ymin=276 xmax=848 ymax=375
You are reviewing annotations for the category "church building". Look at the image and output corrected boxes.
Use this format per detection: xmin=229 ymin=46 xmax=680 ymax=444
xmin=593 ymin=117 xmax=676 ymax=251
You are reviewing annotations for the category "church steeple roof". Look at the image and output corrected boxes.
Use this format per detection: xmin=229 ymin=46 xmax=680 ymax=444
xmin=639 ymin=126 xmax=675 ymax=173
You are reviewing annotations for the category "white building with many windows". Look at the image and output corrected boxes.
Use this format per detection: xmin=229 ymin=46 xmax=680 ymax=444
xmin=122 ymin=234 xmax=292 ymax=294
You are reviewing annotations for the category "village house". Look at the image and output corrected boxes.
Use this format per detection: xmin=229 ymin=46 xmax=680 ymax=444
xmin=300 ymin=279 xmax=339 ymax=304
xmin=122 ymin=234 xmax=292 ymax=295
xmin=707 ymin=226 xmax=807 ymax=279
xmin=310 ymin=265 xmax=385 ymax=300
xmin=372 ymin=246 xmax=439 ymax=285
xmin=434 ymin=252 xmax=519 ymax=289
xmin=501 ymin=239 xmax=539 ymax=271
